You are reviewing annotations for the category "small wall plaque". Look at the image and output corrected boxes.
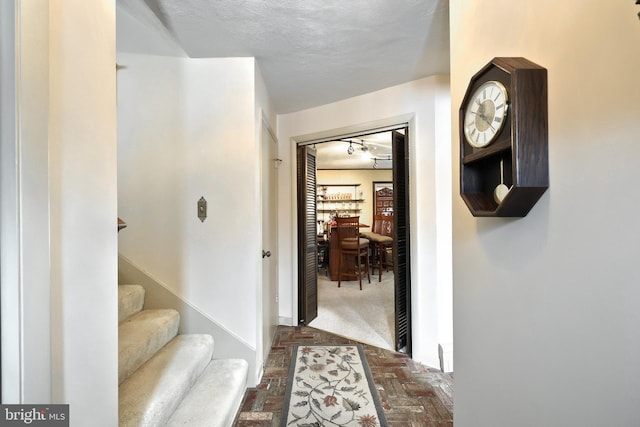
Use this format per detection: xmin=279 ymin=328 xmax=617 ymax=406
xmin=197 ymin=197 xmax=207 ymax=222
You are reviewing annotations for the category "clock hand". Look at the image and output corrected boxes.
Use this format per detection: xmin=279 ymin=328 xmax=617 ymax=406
xmin=477 ymin=111 xmax=496 ymax=131
xmin=483 ymin=115 xmax=495 ymax=130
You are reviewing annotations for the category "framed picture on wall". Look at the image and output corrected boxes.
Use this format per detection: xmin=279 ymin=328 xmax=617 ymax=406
xmin=373 ymin=181 xmax=393 ymax=216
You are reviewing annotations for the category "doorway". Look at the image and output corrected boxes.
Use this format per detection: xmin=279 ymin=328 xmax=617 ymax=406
xmin=296 ymin=126 xmax=412 ymax=355
xmin=261 ymin=119 xmax=279 ymax=367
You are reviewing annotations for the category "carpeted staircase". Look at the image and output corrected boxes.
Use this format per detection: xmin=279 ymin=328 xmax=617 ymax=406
xmin=118 ymin=284 xmax=248 ymax=426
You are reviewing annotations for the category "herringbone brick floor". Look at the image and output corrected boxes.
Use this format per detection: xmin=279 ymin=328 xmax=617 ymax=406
xmin=233 ymin=325 xmax=453 ymax=427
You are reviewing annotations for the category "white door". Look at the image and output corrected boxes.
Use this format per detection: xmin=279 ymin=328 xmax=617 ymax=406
xmin=261 ymin=121 xmax=279 ymax=365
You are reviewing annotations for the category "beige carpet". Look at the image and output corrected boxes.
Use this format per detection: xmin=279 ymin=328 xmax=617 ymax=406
xmin=309 ymin=270 xmax=395 ymax=351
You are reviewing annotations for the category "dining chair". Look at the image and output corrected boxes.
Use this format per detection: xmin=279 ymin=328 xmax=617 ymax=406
xmin=361 ymin=214 xmax=393 ymax=282
xmin=335 ymin=216 xmax=370 ymax=290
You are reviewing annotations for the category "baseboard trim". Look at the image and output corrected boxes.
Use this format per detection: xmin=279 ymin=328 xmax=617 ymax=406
xmin=438 ymin=342 xmax=454 ymax=373
xmin=118 ymin=254 xmax=258 ymax=386
xmin=279 ymin=316 xmax=293 ymax=326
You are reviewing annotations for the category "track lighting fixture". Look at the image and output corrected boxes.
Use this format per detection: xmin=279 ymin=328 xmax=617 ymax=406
xmin=371 ymin=155 xmax=392 ymax=169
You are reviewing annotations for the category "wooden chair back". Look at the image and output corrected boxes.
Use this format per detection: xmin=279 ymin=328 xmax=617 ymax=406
xmin=371 ymin=214 xmax=393 ymax=238
xmin=335 ymin=216 xmax=360 ymax=242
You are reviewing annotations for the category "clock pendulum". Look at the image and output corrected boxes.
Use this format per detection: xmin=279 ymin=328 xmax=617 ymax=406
xmin=494 ymin=157 xmax=510 ymax=204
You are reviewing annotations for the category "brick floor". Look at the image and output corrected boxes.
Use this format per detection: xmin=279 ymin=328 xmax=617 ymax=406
xmin=233 ymin=325 xmax=453 ymax=427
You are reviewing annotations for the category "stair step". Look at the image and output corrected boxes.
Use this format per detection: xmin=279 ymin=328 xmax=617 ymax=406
xmin=166 ymin=358 xmax=249 ymax=427
xmin=119 ymin=309 xmax=180 ymax=384
xmin=119 ymin=334 xmax=214 ymax=427
xmin=118 ymin=284 xmax=145 ymax=323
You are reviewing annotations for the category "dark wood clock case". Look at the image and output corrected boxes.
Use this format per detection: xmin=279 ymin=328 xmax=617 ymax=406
xmin=459 ymin=57 xmax=549 ymax=217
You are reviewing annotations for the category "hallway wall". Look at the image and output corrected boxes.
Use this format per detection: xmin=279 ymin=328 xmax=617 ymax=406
xmin=116 ymin=1 xmax=278 ymax=385
xmin=49 ymin=1 xmax=118 ymax=424
xmin=451 ymin=2 xmax=640 ymax=426
xmin=117 ymin=53 xmax=261 ymax=375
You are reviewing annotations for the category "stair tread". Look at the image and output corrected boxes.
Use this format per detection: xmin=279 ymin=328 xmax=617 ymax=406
xmin=166 ymin=358 xmax=249 ymax=427
xmin=119 ymin=334 xmax=214 ymax=427
xmin=119 ymin=309 xmax=180 ymax=384
xmin=118 ymin=284 xmax=145 ymax=323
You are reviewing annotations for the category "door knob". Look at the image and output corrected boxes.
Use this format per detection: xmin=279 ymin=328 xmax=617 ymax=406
xmin=262 ymin=250 xmax=271 ymax=258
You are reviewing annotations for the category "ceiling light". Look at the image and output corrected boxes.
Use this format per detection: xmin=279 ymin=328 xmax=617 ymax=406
xmin=347 ymin=141 xmax=354 ymax=155
xmin=371 ymin=155 xmax=392 ymax=169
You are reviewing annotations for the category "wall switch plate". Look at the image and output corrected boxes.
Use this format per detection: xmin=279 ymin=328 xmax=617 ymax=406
xmin=197 ymin=197 xmax=207 ymax=222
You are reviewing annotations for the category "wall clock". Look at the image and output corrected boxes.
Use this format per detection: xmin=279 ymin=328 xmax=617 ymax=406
xmin=463 ymin=80 xmax=509 ymax=149
xmin=459 ymin=57 xmax=549 ymax=217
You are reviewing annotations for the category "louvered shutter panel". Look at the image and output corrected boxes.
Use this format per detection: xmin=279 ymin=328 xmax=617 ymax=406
xmin=392 ymin=130 xmax=412 ymax=355
xmin=296 ymin=146 xmax=318 ymax=324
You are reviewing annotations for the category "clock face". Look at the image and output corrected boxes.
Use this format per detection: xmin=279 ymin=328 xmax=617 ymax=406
xmin=463 ymin=80 xmax=509 ymax=148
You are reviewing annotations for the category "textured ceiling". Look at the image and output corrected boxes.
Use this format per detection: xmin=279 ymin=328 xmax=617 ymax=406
xmin=136 ymin=0 xmax=450 ymax=113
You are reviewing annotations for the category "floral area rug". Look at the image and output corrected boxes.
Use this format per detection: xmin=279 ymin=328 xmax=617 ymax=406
xmin=280 ymin=345 xmax=388 ymax=427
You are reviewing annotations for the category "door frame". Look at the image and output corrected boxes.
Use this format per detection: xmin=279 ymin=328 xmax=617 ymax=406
xmin=1 ymin=0 xmax=53 ymax=401
xmin=0 ymin=0 xmax=16 ymax=401
xmin=294 ymin=118 xmax=414 ymax=354
xmin=259 ymin=115 xmax=279 ymax=374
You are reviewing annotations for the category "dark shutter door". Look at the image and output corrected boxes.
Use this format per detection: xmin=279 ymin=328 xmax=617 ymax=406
xmin=393 ymin=129 xmax=411 ymax=355
xmin=297 ymin=145 xmax=318 ymax=324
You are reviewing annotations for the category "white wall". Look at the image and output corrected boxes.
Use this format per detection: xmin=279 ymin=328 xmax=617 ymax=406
xmin=2 ymin=0 xmax=117 ymax=420
xmin=49 ymin=0 xmax=118 ymax=425
xmin=255 ymin=63 xmax=276 ymax=133
xmin=117 ymin=0 xmax=187 ymax=57
xmin=184 ymin=57 xmax=259 ymax=347
xmin=117 ymin=54 xmax=260 ymax=353
xmin=117 ymin=0 xmax=279 ymax=385
xmin=451 ymin=2 xmax=640 ymax=426
xmin=116 ymin=53 xmax=185 ymax=291
xmin=277 ymin=76 xmax=452 ymax=368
